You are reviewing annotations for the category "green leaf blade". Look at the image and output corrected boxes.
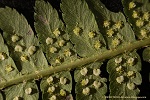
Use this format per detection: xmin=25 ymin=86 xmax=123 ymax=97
xmin=142 ymin=47 xmax=150 ymax=62
xmin=86 ymin=0 xmax=136 ymax=49
xmin=0 ymin=33 xmax=39 ymax=100
xmin=61 ymin=0 xmax=106 ymax=57
xmin=0 ymin=33 xmax=19 ymax=83
xmin=0 ymin=7 xmax=49 ymax=75
xmin=0 ymin=92 xmax=3 ymax=100
xmin=122 ymin=0 xmax=150 ymax=39
xmin=40 ymin=71 xmax=72 ymax=100
xmin=74 ymin=62 xmax=107 ymax=100
xmin=4 ymin=81 xmax=39 ymax=100
xmin=34 ymin=1 xmax=76 ymax=100
xmin=107 ymin=51 xmax=142 ymax=99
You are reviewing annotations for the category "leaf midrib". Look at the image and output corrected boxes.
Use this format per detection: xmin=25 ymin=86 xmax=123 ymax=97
xmin=0 ymin=38 xmax=150 ymax=89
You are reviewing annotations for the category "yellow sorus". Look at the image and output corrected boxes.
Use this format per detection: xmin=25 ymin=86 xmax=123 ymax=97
xmin=111 ymin=38 xmax=120 ymax=47
xmin=114 ymin=21 xmax=123 ymax=29
xmin=60 ymin=89 xmax=66 ymax=96
xmin=127 ymin=57 xmax=135 ymax=66
xmin=93 ymin=81 xmax=101 ymax=89
xmin=81 ymin=79 xmax=89 ymax=86
xmin=73 ymin=27 xmax=81 ymax=36
xmin=11 ymin=35 xmax=19 ymax=42
xmin=129 ymin=2 xmax=136 ymax=10
xmin=127 ymin=82 xmax=135 ymax=90
xmin=132 ymin=11 xmax=139 ymax=18
xmin=64 ymin=49 xmax=71 ymax=57
xmin=13 ymin=96 xmax=20 ymax=100
xmin=53 ymin=28 xmax=61 ymax=37
xmin=80 ymin=67 xmax=88 ymax=76
xmin=55 ymin=58 xmax=61 ymax=64
xmin=49 ymin=95 xmax=56 ymax=100
xmin=127 ymin=71 xmax=134 ymax=77
xmin=47 ymin=76 xmax=53 ymax=84
xmin=5 ymin=65 xmax=13 ymax=72
xmin=115 ymin=57 xmax=122 ymax=64
xmin=28 ymin=46 xmax=36 ymax=55
xmin=107 ymin=29 xmax=114 ymax=37
xmin=49 ymin=47 xmax=57 ymax=53
xmin=140 ymin=29 xmax=148 ymax=38
xmin=143 ymin=12 xmax=149 ymax=21
xmin=60 ymin=77 xmax=67 ymax=85
xmin=46 ymin=37 xmax=53 ymax=45
xmin=103 ymin=20 xmax=110 ymax=28
xmin=88 ymin=31 xmax=96 ymax=38
xmin=58 ymin=40 xmax=65 ymax=47
xmin=94 ymin=40 xmax=102 ymax=49
xmin=0 ymin=52 xmax=6 ymax=60
xmin=20 ymin=55 xmax=28 ymax=62
xmin=136 ymin=19 xmax=144 ymax=27
xmin=15 ymin=45 xmax=23 ymax=52
xmin=93 ymin=69 xmax=101 ymax=76
xmin=47 ymin=86 xmax=55 ymax=93
xmin=82 ymin=87 xmax=90 ymax=95
xmin=25 ymin=88 xmax=32 ymax=95
xmin=116 ymin=76 xmax=124 ymax=84
xmin=116 ymin=66 xmax=122 ymax=72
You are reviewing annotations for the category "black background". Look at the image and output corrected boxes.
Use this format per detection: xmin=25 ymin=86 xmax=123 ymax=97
xmin=0 ymin=0 xmax=149 ymax=100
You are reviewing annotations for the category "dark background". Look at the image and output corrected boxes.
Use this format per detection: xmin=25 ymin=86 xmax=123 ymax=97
xmin=0 ymin=0 xmax=149 ymax=100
